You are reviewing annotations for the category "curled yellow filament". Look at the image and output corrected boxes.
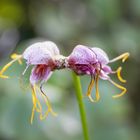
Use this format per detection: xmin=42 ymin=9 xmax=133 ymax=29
xmin=30 ymin=84 xmax=57 ymax=123
xmin=86 ymin=73 xmax=100 ymax=102
xmin=38 ymin=86 xmax=57 ymax=120
xmin=121 ymin=53 xmax=130 ymax=62
xmin=95 ymin=73 xmax=100 ymax=101
xmin=109 ymin=52 xmax=130 ymax=63
xmin=31 ymin=85 xmax=42 ymax=124
xmin=11 ymin=53 xmax=22 ymax=64
xmin=109 ymin=79 xmax=127 ymax=98
xmin=116 ymin=67 xmax=126 ymax=83
xmin=86 ymin=78 xmax=95 ymax=102
xmin=0 ymin=75 xmax=9 ymax=79
xmin=0 ymin=53 xmax=22 ymax=79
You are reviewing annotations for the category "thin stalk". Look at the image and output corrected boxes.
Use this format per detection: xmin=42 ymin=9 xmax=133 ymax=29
xmin=72 ymin=72 xmax=90 ymax=140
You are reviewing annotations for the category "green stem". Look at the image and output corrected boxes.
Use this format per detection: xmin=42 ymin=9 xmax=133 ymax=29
xmin=72 ymin=72 xmax=90 ymax=140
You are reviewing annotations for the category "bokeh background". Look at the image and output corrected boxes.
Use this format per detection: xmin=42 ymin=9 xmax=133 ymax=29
xmin=0 ymin=0 xmax=140 ymax=140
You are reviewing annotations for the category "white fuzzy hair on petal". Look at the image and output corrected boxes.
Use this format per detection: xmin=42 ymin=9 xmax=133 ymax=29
xmin=23 ymin=41 xmax=60 ymax=65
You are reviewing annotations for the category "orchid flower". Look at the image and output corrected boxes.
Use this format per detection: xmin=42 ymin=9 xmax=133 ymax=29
xmin=67 ymin=45 xmax=129 ymax=102
xmin=0 ymin=41 xmax=66 ymax=123
xmin=0 ymin=42 xmax=129 ymax=123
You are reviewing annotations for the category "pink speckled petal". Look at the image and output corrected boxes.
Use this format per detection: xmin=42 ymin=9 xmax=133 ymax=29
xmin=68 ymin=45 xmax=97 ymax=65
xmin=99 ymin=65 xmax=112 ymax=80
xmin=91 ymin=47 xmax=109 ymax=64
xmin=23 ymin=41 xmax=60 ymax=65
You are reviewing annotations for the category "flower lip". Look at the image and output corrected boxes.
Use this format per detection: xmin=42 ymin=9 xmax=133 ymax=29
xmin=30 ymin=65 xmax=52 ymax=85
xmin=23 ymin=41 xmax=60 ymax=65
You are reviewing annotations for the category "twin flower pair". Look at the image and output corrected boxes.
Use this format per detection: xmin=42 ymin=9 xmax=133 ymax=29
xmin=0 ymin=41 xmax=129 ymax=123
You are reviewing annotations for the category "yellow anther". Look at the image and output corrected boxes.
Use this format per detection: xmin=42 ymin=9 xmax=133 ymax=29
xmin=116 ymin=67 xmax=126 ymax=83
xmin=109 ymin=79 xmax=127 ymax=98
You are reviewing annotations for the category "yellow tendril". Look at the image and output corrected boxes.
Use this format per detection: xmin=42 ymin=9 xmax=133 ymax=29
xmin=37 ymin=86 xmax=57 ymax=120
xmin=116 ymin=67 xmax=126 ymax=83
xmin=86 ymin=73 xmax=100 ymax=102
xmin=30 ymin=85 xmax=57 ymax=123
xmin=121 ymin=52 xmax=130 ymax=62
xmin=30 ymin=107 xmax=35 ymax=125
xmin=86 ymin=77 xmax=95 ymax=102
xmin=30 ymin=85 xmax=42 ymax=124
xmin=11 ymin=53 xmax=22 ymax=64
xmin=109 ymin=52 xmax=130 ymax=63
xmin=109 ymin=79 xmax=127 ymax=98
xmin=0 ymin=75 xmax=9 ymax=78
xmin=95 ymin=73 xmax=100 ymax=101
xmin=0 ymin=53 xmax=22 ymax=79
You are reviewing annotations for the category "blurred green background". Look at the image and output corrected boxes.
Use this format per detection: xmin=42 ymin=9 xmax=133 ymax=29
xmin=0 ymin=0 xmax=140 ymax=140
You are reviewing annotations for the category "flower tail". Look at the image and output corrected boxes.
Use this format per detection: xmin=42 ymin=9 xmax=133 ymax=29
xmin=30 ymin=107 xmax=35 ymax=125
xmin=11 ymin=53 xmax=23 ymax=64
xmin=86 ymin=74 xmax=100 ymax=102
xmin=109 ymin=52 xmax=130 ymax=63
xmin=95 ymin=73 xmax=100 ymax=101
xmin=116 ymin=67 xmax=126 ymax=83
xmin=86 ymin=76 xmax=95 ymax=102
xmin=109 ymin=79 xmax=127 ymax=98
xmin=30 ymin=84 xmax=57 ymax=124
xmin=0 ymin=53 xmax=22 ymax=78
xmin=31 ymin=84 xmax=42 ymax=124
xmin=39 ymin=85 xmax=57 ymax=120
